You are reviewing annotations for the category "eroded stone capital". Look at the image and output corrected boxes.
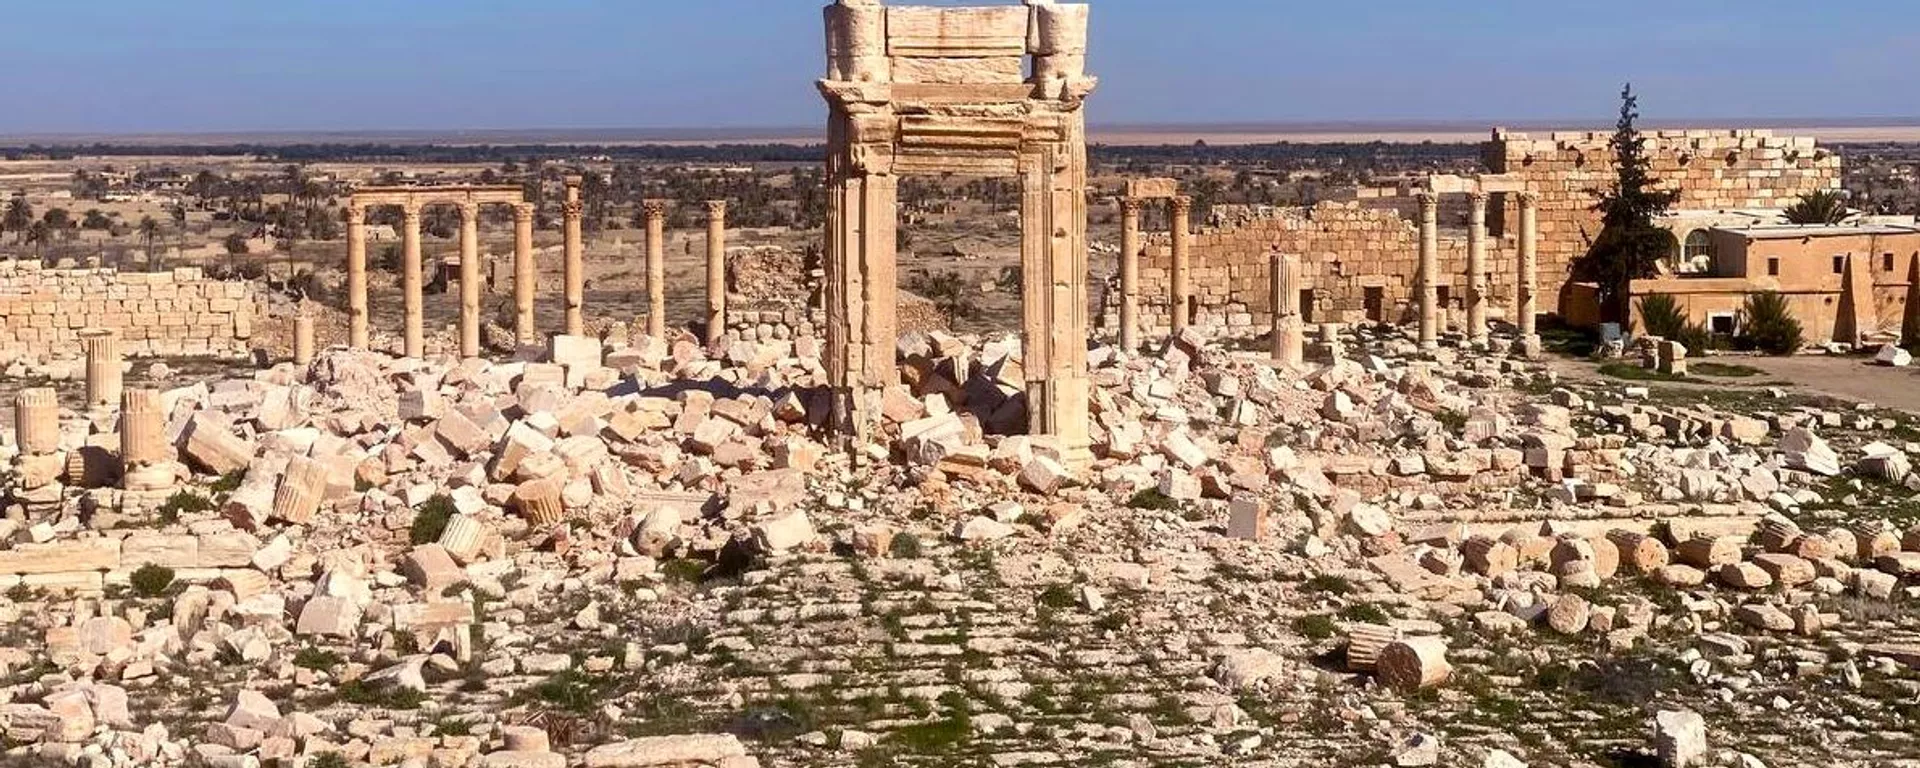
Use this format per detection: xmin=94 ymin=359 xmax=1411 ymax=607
xmin=400 ymin=205 xmax=423 ymax=223
xmin=706 ymin=200 xmax=729 ymax=218
xmin=1119 ymin=197 xmax=1144 ymax=216
xmin=512 ymin=203 xmax=536 ymax=222
xmin=561 ymin=201 xmax=584 ymax=218
xmin=1466 ymin=191 xmax=1490 ymax=206
xmin=1414 ymin=192 xmax=1439 ymax=212
xmin=642 ymin=200 xmax=671 ymax=220
xmin=1516 ymin=190 xmax=1541 ymax=206
xmin=344 ymin=204 xmax=366 ymax=223
xmin=1169 ymin=196 xmax=1193 ymax=216
xmin=457 ymin=201 xmax=481 ymax=221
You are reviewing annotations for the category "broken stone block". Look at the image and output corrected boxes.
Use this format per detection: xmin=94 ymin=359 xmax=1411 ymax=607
xmin=753 ymin=510 xmax=815 ymax=553
xmin=181 ymin=414 xmax=255 ymax=476
xmin=1226 ymin=493 xmax=1267 ymax=540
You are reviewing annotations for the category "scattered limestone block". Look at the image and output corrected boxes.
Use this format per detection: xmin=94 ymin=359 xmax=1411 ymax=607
xmin=582 ymin=734 xmax=749 ymax=768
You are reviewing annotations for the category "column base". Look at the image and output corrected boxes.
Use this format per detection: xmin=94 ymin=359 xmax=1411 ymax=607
xmin=1513 ymin=335 xmax=1544 ymax=359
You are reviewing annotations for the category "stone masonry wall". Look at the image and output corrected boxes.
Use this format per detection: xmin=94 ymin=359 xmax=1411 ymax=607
xmin=1104 ymin=128 xmax=1841 ymax=338
xmin=1484 ymin=128 xmax=1843 ymax=307
xmin=0 ymin=263 xmax=255 ymax=361
xmin=1106 ymin=202 xmax=1515 ymax=338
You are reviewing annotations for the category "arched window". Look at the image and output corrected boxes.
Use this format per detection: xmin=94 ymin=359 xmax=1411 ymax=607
xmin=1683 ymin=230 xmax=1714 ymax=262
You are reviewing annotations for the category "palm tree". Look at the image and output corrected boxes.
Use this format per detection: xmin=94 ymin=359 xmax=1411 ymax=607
xmin=1784 ymin=190 xmax=1849 ymax=225
xmin=138 ymin=216 xmax=161 ymax=270
xmin=4 ymin=197 xmax=32 ymax=244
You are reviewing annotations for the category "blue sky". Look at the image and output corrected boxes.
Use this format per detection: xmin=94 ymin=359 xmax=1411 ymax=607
xmin=0 ymin=0 xmax=1915 ymax=134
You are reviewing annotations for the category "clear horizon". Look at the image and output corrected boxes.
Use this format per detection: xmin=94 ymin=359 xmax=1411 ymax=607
xmin=1 ymin=0 xmax=1916 ymax=134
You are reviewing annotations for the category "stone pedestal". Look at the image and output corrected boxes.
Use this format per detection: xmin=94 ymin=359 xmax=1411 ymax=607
xmin=1170 ymin=195 xmax=1193 ymax=336
xmin=644 ymin=200 xmax=670 ymax=339
xmin=513 ymin=203 xmax=537 ymax=345
xmin=563 ymin=177 xmax=585 ymax=336
xmin=1320 ymin=322 xmax=1345 ymax=363
xmin=16 ymin=387 xmax=59 ymax=456
xmin=401 ymin=205 xmax=425 ymax=358
xmin=120 ymin=389 xmax=168 ymax=468
xmin=1119 ymin=197 xmax=1142 ymax=352
xmin=293 ymin=316 xmax=315 ymax=366
xmin=1416 ymin=192 xmax=1439 ymax=350
xmin=513 ymin=477 xmax=566 ymax=528
xmin=346 ymin=205 xmax=369 ymax=349
xmin=81 ymin=329 xmax=122 ymax=410
xmin=1271 ymin=252 xmax=1304 ymax=369
xmin=705 ymin=201 xmax=729 ymax=345
xmin=14 ymin=388 xmax=64 ymax=517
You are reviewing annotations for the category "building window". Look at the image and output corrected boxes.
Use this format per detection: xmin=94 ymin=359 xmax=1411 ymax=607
xmin=1767 ymin=258 xmax=1780 ymax=277
xmin=1708 ymin=313 xmax=1737 ymax=335
xmin=1833 ymin=256 xmax=1846 ymax=275
xmin=1683 ymin=230 xmax=1713 ymax=263
xmin=1436 ymin=285 xmax=1452 ymax=308
xmin=1363 ymin=287 xmax=1385 ymax=323
xmin=1886 ymin=253 xmax=1897 ymax=272
xmin=1299 ymin=289 xmax=1316 ymax=324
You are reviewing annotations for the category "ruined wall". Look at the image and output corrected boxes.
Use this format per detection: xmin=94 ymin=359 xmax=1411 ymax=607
xmin=1106 ymin=202 xmax=1515 ymax=337
xmin=0 ymin=263 xmax=255 ymax=361
xmin=1484 ymin=128 xmax=1843 ymax=306
xmin=1107 ymin=128 xmax=1843 ymax=336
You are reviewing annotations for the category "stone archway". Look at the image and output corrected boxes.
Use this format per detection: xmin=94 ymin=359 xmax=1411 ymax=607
xmin=818 ymin=0 xmax=1098 ymax=466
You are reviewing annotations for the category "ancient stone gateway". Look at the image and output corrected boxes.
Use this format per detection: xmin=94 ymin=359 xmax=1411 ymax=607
xmin=819 ymin=0 xmax=1097 ymax=465
xmin=345 ymin=186 xmax=538 ymax=358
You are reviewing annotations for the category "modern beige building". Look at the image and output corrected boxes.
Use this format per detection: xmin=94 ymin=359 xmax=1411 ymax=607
xmin=1630 ymin=224 xmax=1920 ymax=346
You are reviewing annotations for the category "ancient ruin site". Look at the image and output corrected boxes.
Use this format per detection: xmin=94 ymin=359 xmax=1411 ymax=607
xmin=6 ymin=2 xmax=1920 ymax=768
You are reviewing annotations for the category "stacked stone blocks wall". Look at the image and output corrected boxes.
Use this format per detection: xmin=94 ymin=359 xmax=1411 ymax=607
xmin=0 ymin=263 xmax=254 ymax=361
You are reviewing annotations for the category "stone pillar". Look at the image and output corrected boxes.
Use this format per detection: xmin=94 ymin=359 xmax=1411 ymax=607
xmin=401 ymin=204 xmax=425 ymax=358
xmin=457 ymin=202 xmax=482 ymax=358
xmin=1170 ymin=195 xmax=1193 ymax=336
xmin=1118 ymin=197 xmax=1142 ymax=352
xmin=1416 ymin=192 xmax=1439 ymax=350
xmin=81 ymin=329 xmax=121 ymax=410
xmin=644 ymin=200 xmax=669 ymax=339
xmin=1466 ymin=191 xmax=1490 ymax=346
xmin=1516 ymin=191 xmax=1541 ymax=355
xmin=15 ymin=387 xmax=59 ymax=456
xmin=120 ymin=388 xmax=172 ymax=490
xmin=1272 ymin=252 xmax=1304 ymax=369
xmin=272 ymin=455 xmax=329 ymax=525
xmin=512 ymin=477 xmax=566 ymax=528
xmin=705 ymin=200 xmax=729 ymax=345
xmin=293 ymin=315 xmax=315 ymax=366
xmin=1017 ymin=144 xmax=1094 ymax=469
xmin=346 ymin=204 xmax=369 ymax=349
xmin=512 ymin=203 xmax=536 ymax=345
xmin=562 ymin=176 xmax=586 ymax=336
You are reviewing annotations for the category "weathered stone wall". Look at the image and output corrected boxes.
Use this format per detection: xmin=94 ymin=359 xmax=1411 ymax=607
xmin=1106 ymin=202 xmax=1515 ymax=337
xmin=0 ymin=263 xmax=255 ymax=361
xmin=1484 ymin=128 xmax=1843 ymax=306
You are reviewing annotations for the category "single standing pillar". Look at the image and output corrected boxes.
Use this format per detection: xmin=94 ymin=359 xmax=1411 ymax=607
xmin=643 ymin=200 xmax=669 ymax=339
xmin=120 ymin=388 xmax=171 ymax=490
xmin=705 ymin=200 xmax=729 ymax=345
xmin=401 ymin=204 xmax=425 ymax=358
xmin=346 ymin=204 xmax=368 ymax=349
xmin=512 ymin=203 xmax=536 ymax=344
xmin=1170 ymin=195 xmax=1193 ymax=336
xmin=562 ymin=176 xmax=585 ymax=336
xmin=1118 ymin=197 xmax=1142 ymax=352
xmin=1466 ymin=191 xmax=1490 ymax=346
xmin=1416 ymin=192 xmax=1440 ymax=350
xmin=293 ymin=315 xmax=315 ymax=366
xmin=15 ymin=387 xmax=58 ymax=456
xmin=457 ymin=201 xmax=481 ymax=357
xmin=1516 ymin=191 xmax=1541 ymax=354
xmin=81 ymin=329 xmax=121 ymax=409
xmin=1272 ymin=252 xmax=1304 ymax=369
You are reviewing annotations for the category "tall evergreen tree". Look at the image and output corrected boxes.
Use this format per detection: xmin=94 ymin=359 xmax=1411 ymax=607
xmin=1573 ymin=84 xmax=1680 ymax=325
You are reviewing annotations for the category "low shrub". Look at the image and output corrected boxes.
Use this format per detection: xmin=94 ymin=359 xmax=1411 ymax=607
xmin=1735 ymin=291 xmax=1803 ymax=355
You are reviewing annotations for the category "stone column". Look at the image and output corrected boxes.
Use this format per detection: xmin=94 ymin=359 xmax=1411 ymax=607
xmin=1466 ymin=191 xmax=1490 ymax=346
xmin=120 ymin=388 xmax=172 ymax=490
xmin=401 ymin=204 xmax=425 ymax=358
xmin=457 ymin=201 xmax=481 ymax=358
xmin=1169 ymin=196 xmax=1193 ymax=336
xmin=643 ymin=200 xmax=669 ymax=339
xmin=562 ymin=176 xmax=585 ymax=336
xmin=81 ymin=329 xmax=121 ymax=409
xmin=346 ymin=204 xmax=369 ymax=349
xmin=15 ymin=387 xmax=58 ymax=456
xmin=512 ymin=202 xmax=536 ymax=344
xmin=1118 ymin=197 xmax=1142 ymax=352
xmin=1416 ymin=192 xmax=1439 ymax=350
xmin=1272 ymin=252 xmax=1304 ymax=369
xmin=293 ymin=315 xmax=315 ymax=366
xmin=705 ymin=200 xmax=729 ymax=345
xmin=1516 ymin=191 xmax=1541 ymax=355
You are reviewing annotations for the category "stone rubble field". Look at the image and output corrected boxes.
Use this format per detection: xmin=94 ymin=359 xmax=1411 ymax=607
xmin=6 ymin=326 xmax=1920 ymax=768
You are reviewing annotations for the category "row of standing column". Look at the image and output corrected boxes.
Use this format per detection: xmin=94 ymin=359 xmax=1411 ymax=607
xmin=1116 ymin=194 xmax=1192 ymax=352
xmin=344 ymin=191 xmax=732 ymax=357
xmin=1416 ymin=190 xmax=1540 ymax=352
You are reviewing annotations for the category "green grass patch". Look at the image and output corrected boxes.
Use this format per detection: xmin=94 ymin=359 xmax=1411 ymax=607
xmin=1691 ymin=361 xmax=1765 ymax=378
xmin=335 ymin=680 xmax=427 ymax=710
xmin=409 ymin=495 xmax=458 ymax=545
xmin=129 ymin=564 xmax=174 ymax=598
xmin=293 ymin=647 xmax=343 ymax=671
xmin=1293 ymin=614 xmax=1338 ymax=640
xmin=1301 ymin=574 xmax=1355 ymax=596
xmin=1339 ymin=602 xmax=1391 ymax=624
xmin=156 ymin=491 xmax=214 ymax=524
xmin=1126 ymin=489 xmax=1181 ymax=511
xmin=1596 ymin=362 xmax=1688 ymax=382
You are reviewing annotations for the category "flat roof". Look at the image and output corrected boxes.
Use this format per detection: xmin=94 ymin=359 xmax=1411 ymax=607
xmin=1712 ymin=224 xmax=1920 ymax=239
